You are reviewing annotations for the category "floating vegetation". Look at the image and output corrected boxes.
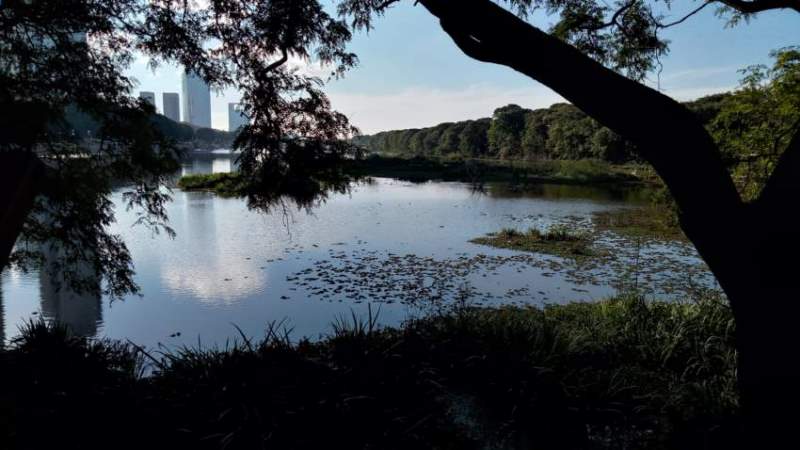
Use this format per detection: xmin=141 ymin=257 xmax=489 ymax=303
xmin=283 ymin=226 xmax=717 ymax=309
xmin=177 ymin=172 xmax=245 ymax=196
xmin=469 ymin=226 xmax=598 ymax=259
xmin=592 ymin=206 xmax=685 ymax=241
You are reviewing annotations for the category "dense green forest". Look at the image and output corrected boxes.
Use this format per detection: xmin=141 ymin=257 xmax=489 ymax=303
xmin=63 ymin=106 xmax=238 ymax=148
xmin=354 ymin=94 xmax=730 ymax=164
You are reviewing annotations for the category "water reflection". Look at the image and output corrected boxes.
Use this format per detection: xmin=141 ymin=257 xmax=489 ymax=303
xmin=0 ymin=283 xmax=5 ymax=347
xmin=488 ymin=182 xmax=653 ymax=204
xmin=39 ymin=244 xmax=103 ymax=337
xmin=0 ymin=152 xmax=713 ymax=349
xmin=180 ymin=150 xmax=239 ymax=176
xmin=160 ymin=191 xmax=266 ymax=304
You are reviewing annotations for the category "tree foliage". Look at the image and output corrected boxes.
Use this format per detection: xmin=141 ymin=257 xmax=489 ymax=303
xmin=709 ymin=47 xmax=800 ymax=200
xmin=1 ymin=0 xmax=360 ymax=296
xmin=356 ymin=100 xmax=651 ymax=163
xmin=2 ymin=0 xmax=798 ymax=300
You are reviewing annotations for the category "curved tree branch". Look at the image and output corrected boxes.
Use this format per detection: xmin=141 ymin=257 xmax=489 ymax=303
xmin=419 ymin=0 xmax=745 ymax=283
xmin=718 ymin=0 xmax=800 ymax=14
xmin=658 ymin=2 xmax=713 ymax=29
xmin=265 ymin=48 xmax=289 ymax=73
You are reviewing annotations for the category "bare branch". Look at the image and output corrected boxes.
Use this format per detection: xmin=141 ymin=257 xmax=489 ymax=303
xmin=658 ymin=2 xmax=713 ymax=28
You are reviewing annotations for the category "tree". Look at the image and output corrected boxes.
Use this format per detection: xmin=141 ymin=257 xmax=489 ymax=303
xmin=1 ymin=0 xmax=359 ymax=296
xmin=3 ymin=0 xmax=799 ymax=443
xmin=339 ymin=0 xmax=800 ymax=444
xmin=710 ymin=48 xmax=800 ymax=200
xmin=458 ymin=119 xmax=490 ymax=157
xmin=437 ymin=121 xmax=466 ymax=155
xmin=520 ymin=109 xmax=549 ymax=159
xmin=487 ymin=104 xmax=527 ymax=158
xmin=544 ymin=104 xmax=599 ymax=159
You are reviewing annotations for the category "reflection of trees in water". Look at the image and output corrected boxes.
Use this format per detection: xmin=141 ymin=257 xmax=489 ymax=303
xmin=489 ymin=182 xmax=653 ymax=203
xmin=38 ymin=245 xmax=102 ymax=338
xmin=243 ymin=168 xmax=373 ymax=217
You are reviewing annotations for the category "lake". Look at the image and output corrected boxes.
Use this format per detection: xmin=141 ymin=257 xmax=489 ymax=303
xmin=0 ymin=151 xmax=716 ymax=349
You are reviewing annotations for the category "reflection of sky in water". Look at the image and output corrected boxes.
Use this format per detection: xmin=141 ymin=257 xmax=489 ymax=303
xmin=211 ymin=158 xmax=231 ymax=174
xmin=0 ymin=153 xmax=713 ymax=349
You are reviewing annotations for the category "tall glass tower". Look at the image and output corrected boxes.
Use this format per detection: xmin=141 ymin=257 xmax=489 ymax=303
xmin=162 ymin=93 xmax=180 ymax=122
xmin=181 ymin=70 xmax=211 ymax=128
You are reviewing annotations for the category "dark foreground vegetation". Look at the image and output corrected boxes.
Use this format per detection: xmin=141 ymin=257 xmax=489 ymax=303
xmin=1 ymin=295 xmax=737 ymax=450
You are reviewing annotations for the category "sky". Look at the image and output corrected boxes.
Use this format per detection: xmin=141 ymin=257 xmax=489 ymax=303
xmin=127 ymin=1 xmax=800 ymax=134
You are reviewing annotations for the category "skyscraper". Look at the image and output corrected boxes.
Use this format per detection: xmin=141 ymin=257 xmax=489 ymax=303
xmin=228 ymin=103 xmax=249 ymax=132
xmin=139 ymin=91 xmax=156 ymax=109
xmin=181 ymin=70 xmax=212 ymax=128
xmin=163 ymin=92 xmax=180 ymax=122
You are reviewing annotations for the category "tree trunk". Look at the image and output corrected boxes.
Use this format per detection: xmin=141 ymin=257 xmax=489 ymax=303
xmin=417 ymin=0 xmax=800 ymax=446
xmin=717 ymin=214 xmax=800 ymax=447
xmin=0 ymin=151 xmax=44 ymax=270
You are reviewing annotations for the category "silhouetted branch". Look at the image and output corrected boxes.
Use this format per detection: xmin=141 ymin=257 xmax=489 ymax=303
xmin=658 ymin=2 xmax=713 ymax=28
xmin=419 ymin=0 xmax=745 ymax=284
xmin=719 ymin=0 xmax=800 ymax=13
xmin=265 ymin=48 xmax=289 ymax=73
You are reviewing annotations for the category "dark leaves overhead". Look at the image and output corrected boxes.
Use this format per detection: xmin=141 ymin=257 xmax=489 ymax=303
xmin=1 ymin=0 xmax=360 ymax=296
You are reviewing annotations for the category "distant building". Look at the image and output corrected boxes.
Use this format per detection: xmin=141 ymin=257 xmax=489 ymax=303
xmin=139 ymin=91 xmax=156 ymax=109
xmin=181 ymin=70 xmax=212 ymax=128
xmin=163 ymin=92 xmax=180 ymax=122
xmin=228 ymin=103 xmax=249 ymax=132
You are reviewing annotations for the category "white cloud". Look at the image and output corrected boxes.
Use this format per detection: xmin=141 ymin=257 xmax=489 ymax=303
xmin=329 ymin=84 xmax=566 ymax=135
xmin=662 ymin=85 xmax=736 ymax=101
xmin=328 ymin=75 xmax=739 ymax=135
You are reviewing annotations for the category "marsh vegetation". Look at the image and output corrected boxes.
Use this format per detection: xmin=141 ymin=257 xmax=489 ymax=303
xmin=471 ymin=226 xmax=597 ymax=259
xmin=3 ymin=293 xmax=737 ymax=450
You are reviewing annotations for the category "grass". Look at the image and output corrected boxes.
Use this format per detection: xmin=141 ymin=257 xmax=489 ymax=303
xmin=593 ymin=206 xmax=685 ymax=241
xmin=0 ymin=293 xmax=739 ymax=450
xmin=177 ymin=172 xmax=247 ymax=197
xmin=470 ymin=225 xmax=598 ymax=258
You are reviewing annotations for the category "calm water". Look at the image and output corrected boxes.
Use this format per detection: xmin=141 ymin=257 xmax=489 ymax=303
xmin=0 ymin=151 xmax=715 ymax=348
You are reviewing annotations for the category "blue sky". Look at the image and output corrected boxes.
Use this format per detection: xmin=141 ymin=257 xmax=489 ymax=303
xmin=128 ymin=1 xmax=800 ymax=133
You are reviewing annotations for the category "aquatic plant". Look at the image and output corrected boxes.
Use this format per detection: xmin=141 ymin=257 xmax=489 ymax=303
xmin=472 ymin=225 xmax=595 ymax=258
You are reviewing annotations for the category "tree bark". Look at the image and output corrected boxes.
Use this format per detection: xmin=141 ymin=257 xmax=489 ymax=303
xmin=417 ymin=0 xmax=800 ymax=446
xmin=0 ymin=151 xmax=44 ymax=270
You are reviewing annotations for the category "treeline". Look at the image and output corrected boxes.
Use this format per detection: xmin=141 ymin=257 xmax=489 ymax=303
xmin=354 ymin=94 xmax=730 ymax=163
xmin=64 ymin=106 xmax=238 ymax=148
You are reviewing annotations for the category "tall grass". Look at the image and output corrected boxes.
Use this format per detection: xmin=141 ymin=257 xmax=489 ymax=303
xmin=2 ymin=294 xmax=738 ymax=450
